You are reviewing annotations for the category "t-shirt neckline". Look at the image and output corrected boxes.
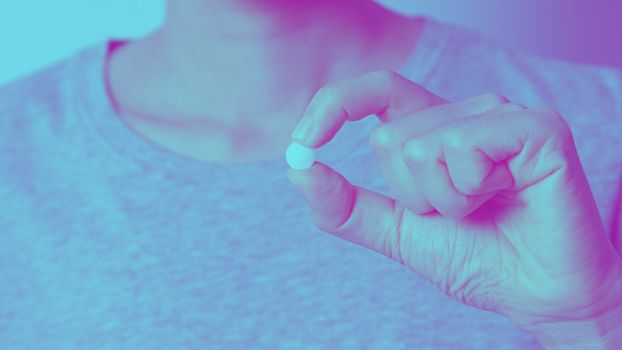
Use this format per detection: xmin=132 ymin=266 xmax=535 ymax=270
xmin=75 ymin=17 xmax=451 ymax=176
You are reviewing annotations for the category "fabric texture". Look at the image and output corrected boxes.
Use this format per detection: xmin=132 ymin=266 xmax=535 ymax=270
xmin=1 ymin=18 xmax=621 ymax=349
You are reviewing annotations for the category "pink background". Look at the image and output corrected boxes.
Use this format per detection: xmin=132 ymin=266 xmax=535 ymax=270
xmin=0 ymin=0 xmax=620 ymax=85
xmin=384 ymin=0 xmax=622 ymax=68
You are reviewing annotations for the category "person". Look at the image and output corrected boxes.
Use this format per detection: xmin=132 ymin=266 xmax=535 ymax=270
xmin=1 ymin=0 xmax=621 ymax=348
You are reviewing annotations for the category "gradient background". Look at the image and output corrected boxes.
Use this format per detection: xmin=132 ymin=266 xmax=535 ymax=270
xmin=0 ymin=0 xmax=620 ymax=85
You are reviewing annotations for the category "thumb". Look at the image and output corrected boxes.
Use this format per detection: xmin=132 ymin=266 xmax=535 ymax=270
xmin=287 ymin=162 xmax=356 ymax=232
xmin=287 ymin=161 xmax=408 ymax=264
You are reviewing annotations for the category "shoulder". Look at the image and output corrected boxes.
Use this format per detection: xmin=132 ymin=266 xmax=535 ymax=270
xmin=0 ymin=44 xmax=108 ymax=140
xmin=416 ymin=19 xmax=622 ymax=114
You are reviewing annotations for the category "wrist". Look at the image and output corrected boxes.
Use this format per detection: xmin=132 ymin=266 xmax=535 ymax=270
xmin=526 ymin=270 xmax=622 ymax=350
xmin=531 ymin=304 xmax=622 ymax=350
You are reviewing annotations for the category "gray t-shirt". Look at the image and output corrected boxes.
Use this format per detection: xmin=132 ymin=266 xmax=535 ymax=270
xmin=1 ymin=18 xmax=621 ymax=350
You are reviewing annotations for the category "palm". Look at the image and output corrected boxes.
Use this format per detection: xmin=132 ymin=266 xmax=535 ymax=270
xmin=288 ymin=71 xmax=622 ymax=334
xmin=397 ymin=166 xmax=616 ymax=328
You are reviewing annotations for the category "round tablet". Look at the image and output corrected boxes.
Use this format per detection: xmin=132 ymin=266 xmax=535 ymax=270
xmin=286 ymin=142 xmax=315 ymax=170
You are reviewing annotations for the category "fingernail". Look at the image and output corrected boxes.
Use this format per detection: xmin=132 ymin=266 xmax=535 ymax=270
xmin=291 ymin=116 xmax=312 ymax=142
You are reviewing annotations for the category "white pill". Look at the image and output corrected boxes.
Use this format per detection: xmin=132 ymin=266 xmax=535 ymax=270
xmin=286 ymin=142 xmax=315 ymax=170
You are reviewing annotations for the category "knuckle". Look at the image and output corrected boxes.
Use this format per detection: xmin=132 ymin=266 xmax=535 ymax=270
xmin=507 ymin=102 xmax=526 ymax=109
xmin=442 ymin=128 xmax=468 ymax=150
xmin=480 ymin=92 xmax=510 ymax=105
xmin=499 ymin=102 xmax=526 ymax=112
xmin=455 ymin=178 xmax=482 ymax=195
xmin=441 ymin=130 xmax=485 ymax=194
xmin=523 ymin=108 xmax=575 ymax=169
xmin=315 ymin=83 xmax=342 ymax=107
xmin=443 ymin=201 xmax=472 ymax=220
xmin=370 ymin=69 xmax=409 ymax=91
xmin=369 ymin=125 xmax=400 ymax=149
xmin=385 ymin=204 xmax=408 ymax=265
xmin=538 ymin=108 xmax=573 ymax=142
xmin=402 ymin=139 xmax=428 ymax=163
xmin=371 ymin=69 xmax=401 ymax=82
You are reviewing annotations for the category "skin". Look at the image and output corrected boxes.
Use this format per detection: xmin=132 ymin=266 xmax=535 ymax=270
xmin=287 ymin=72 xmax=622 ymax=349
xmin=108 ymin=0 xmax=622 ymax=347
xmin=107 ymin=0 xmax=423 ymax=163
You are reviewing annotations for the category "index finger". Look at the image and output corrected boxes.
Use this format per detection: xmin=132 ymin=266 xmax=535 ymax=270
xmin=290 ymin=70 xmax=447 ymax=148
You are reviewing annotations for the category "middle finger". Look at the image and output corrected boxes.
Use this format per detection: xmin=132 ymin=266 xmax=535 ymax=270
xmin=369 ymin=93 xmax=510 ymax=214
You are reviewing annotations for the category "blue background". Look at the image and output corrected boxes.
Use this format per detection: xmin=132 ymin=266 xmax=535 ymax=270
xmin=0 ymin=0 xmax=620 ymax=85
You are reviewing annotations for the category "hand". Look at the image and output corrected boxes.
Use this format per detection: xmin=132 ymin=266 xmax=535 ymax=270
xmin=287 ymin=70 xmax=622 ymax=348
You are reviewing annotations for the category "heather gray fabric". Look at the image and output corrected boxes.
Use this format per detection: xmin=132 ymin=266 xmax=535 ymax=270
xmin=1 ymin=18 xmax=621 ymax=349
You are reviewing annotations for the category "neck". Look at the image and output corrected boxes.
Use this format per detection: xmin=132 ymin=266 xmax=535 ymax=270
xmin=108 ymin=0 xmax=424 ymax=163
